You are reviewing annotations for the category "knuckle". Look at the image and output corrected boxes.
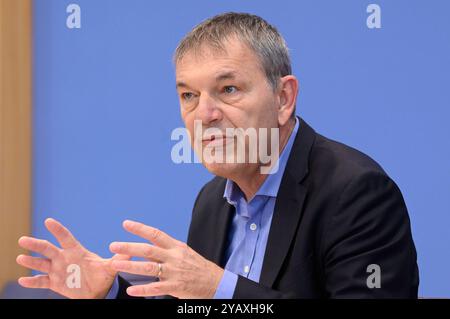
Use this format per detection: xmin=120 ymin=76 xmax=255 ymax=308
xmin=143 ymin=246 xmax=152 ymax=258
xmin=144 ymin=263 xmax=155 ymax=274
xmin=143 ymin=246 xmax=153 ymax=259
xmin=172 ymin=249 xmax=184 ymax=261
xmin=43 ymin=244 xmax=52 ymax=254
xmin=180 ymin=245 xmax=190 ymax=258
xmin=150 ymin=228 xmax=162 ymax=241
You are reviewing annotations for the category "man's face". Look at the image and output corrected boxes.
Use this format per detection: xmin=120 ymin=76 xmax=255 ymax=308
xmin=175 ymin=37 xmax=280 ymax=178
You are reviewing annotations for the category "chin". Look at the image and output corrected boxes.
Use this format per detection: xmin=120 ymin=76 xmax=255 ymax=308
xmin=202 ymin=162 xmax=242 ymax=179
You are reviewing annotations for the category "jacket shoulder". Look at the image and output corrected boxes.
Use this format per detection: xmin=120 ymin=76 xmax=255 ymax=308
xmin=309 ymin=133 xmax=389 ymax=187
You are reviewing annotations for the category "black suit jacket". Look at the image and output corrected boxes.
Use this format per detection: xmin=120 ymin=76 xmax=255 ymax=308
xmin=118 ymin=117 xmax=419 ymax=299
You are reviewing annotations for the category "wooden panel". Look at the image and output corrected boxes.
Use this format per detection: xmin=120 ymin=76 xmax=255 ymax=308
xmin=0 ymin=0 xmax=32 ymax=292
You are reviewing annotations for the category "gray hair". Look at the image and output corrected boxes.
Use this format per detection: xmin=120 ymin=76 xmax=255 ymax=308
xmin=173 ymin=12 xmax=292 ymax=90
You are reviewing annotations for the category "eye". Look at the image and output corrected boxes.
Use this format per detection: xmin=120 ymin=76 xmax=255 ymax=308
xmin=223 ymin=86 xmax=237 ymax=94
xmin=181 ymin=92 xmax=194 ymax=101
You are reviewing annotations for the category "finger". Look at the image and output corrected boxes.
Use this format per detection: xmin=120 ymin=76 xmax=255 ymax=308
xmin=45 ymin=218 xmax=79 ymax=249
xmin=126 ymin=282 xmax=173 ymax=297
xmin=111 ymin=254 xmax=131 ymax=261
xmin=16 ymin=254 xmax=51 ymax=273
xmin=101 ymin=254 xmax=131 ymax=277
xmin=111 ymin=260 xmax=164 ymax=277
xmin=18 ymin=236 xmax=59 ymax=259
xmin=109 ymin=242 xmax=167 ymax=262
xmin=123 ymin=220 xmax=178 ymax=249
xmin=18 ymin=275 xmax=50 ymax=289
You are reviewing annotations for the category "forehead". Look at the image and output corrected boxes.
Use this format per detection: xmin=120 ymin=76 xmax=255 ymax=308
xmin=175 ymin=38 xmax=264 ymax=83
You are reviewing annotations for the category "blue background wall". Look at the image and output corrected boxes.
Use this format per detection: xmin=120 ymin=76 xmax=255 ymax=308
xmin=33 ymin=0 xmax=450 ymax=296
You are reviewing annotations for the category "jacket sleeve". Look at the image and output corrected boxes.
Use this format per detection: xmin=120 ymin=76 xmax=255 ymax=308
xmin=232 ymin=276 xmax=299 ymax=298
xmin=321 ymin=171 xmax=419 ymax=298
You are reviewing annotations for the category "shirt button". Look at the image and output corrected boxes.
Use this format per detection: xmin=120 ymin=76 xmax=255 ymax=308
xmin=244 ymin=265 xmax=250 ymax=273
xmin=250 ymin=223 xmax=257 ymax=231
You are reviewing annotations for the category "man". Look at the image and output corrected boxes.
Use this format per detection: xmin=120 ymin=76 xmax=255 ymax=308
xmin=16 ymin=12 xmax=419 ymax=298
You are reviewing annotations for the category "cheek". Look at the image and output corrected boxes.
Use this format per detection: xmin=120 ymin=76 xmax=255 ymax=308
xmin=180 ymin=107 xmax=189 ymax=121
xmin=185 ymin=122 xmax=195 ymax=141
xmin=246 ymin=96 xmax=278 ymax=128
xmin=183 ymin=113 xmax=196 ymax=143
xmin=181 ymin=108 xmax=194 ymax=124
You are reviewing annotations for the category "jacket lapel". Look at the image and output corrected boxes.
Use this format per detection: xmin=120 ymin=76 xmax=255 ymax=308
xmin=258 ymin=117 xmax=316 ymax=287
xmin=209 ymin=202 xmax=234 ymax=267
xmin=187 ymin=179 xmax=235 ymax=268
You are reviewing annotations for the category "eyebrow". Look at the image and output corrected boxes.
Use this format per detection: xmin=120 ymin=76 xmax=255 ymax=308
xmin=175 ymin=71 xmax=239 ymax=90
xmin=176 ymin=81 xmax=189 ymax=90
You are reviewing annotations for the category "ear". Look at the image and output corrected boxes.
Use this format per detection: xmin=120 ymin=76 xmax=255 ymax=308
xmin=277 ymin=75 xmax=299 ymax=126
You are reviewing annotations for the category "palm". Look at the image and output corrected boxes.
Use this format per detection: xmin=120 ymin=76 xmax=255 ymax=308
xmin=17 ymin=218 xmax=128 ymax=299
xmin=47 ymin=245 xmax=114 ymax=298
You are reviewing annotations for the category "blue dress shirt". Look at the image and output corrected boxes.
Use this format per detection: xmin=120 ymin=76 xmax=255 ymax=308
xmin=214 ymin=118 xmax=299 ymax=298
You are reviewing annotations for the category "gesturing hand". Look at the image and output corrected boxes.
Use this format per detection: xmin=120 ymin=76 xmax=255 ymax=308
xmin=16 ymin=218 xmax=129 ymax=299
xmin=109 ymin=220 xmax=224 ymax=298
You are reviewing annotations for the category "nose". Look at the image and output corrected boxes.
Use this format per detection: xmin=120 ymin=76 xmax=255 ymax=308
xmin=195 ymin=93 xmax=222 ymax=126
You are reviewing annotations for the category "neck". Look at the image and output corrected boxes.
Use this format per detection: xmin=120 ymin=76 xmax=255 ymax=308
xmin=232 ymin=118 xmax=296 ymax=201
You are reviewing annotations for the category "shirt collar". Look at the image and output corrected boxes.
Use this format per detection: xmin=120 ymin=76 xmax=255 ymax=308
xmin=224 ymin=117 xmax=300 ymax=205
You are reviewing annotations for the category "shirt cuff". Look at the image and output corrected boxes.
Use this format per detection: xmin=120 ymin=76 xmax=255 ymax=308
xmin=213 ymin=269 xmax=238 ymax=299
xmin=104 ymin=276 xmax=119 ymax=299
